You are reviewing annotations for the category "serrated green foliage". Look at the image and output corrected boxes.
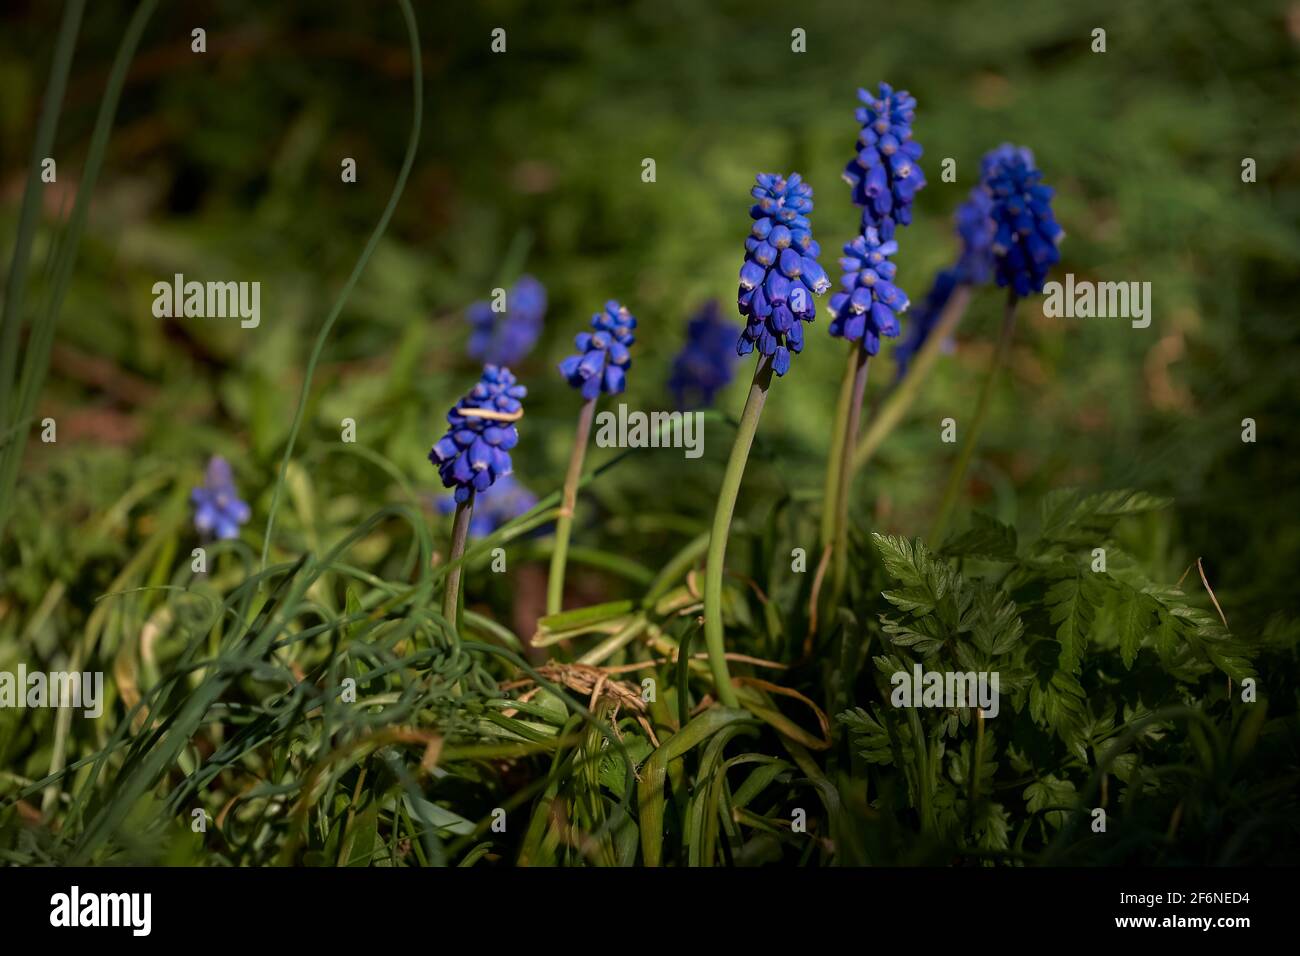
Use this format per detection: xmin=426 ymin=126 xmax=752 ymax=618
xmin=1024 ymin=774 xmax=1078 ymax=830
xmin=872 ymin=533 xmax=958 ymax=617
xmin=966 ymin=581 xmax=1025 ymax=660
xmin=1114 ymin=588 xmax=1154 ymax=669
xmin=841 ymin=705 xmax=917 ymax=768
xmin=836 ymin=486 xmax=1283 ymax=863
xmin=941 ymin=512 xmax=1018 ymax=562
xmin=1046 ymin=571 xmax=1107 ymax=673
xmin=941 ymin=737 xmax=1009 ymax=852
xmin=1038 ymin=489 xmax=1171 ymax=546
xmin=1027 ymin=662 xmax=1089 ymax=760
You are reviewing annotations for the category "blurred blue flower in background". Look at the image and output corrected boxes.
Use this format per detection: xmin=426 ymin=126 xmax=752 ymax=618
xmin=981 ymin=144 xmax=1064 ymax=296
xmin=436 ymin=473 xmax=537 ymax=537
xmin=668 ymin=300 xmax=740 ymax=408
xmin=954 ymin=184 xmax=996 ymax=285
xmin=466 ymin=274 xmax=547 ymax=365
xmin=191 ymin=456 xmax=250 ymax=540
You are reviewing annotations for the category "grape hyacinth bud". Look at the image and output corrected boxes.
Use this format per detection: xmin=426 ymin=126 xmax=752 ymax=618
xmin=191 ymin=455 xmax=250 ymax=540
xmin=437 ymin=473 xmax=537 ymax=537
xmin=843 ymin=83 xmax=926 ymax=239
xmin=429 ymin=365 xmax=525 ymax=503
xmin=828 ymin=227 xmax=910 ymax=356
xmin=668 ymin=300 xmax=741 ymax=409
xmin=558 ymin=301 xmax=637 ymax=400
xmin=980 ymin=144 xmax=1064 ymax=296
xmin=736 ymin=172 xmax=831 ymax=376
xmin=467 ymin=275 xmax=547 ymax=366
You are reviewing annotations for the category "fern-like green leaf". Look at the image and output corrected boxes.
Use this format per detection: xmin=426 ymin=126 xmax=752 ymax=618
xmin=1114 ymin=587 xmax=1155 ymax=669
xmin=1024 ymin=773 xmax=1078 ymax=829
xmin=941 ymin=512 xmax=1018 ymax=562
xmin=1028 ymin=663 xmax=1089 ymax=760
xmin=1046 ymin=572 xmax=1106 ymax=673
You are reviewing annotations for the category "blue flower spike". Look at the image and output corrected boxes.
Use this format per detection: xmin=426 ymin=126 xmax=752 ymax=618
xmin=668 ymin=300 xmax=741 ymax=409
xmin=191 ymin=455 xmax=251 ymax=540
xmin=467 ymin=275 xmax=547 ymax=366
xmin=559 ymin=301 xmax=637 ymax=400
xmin=828 ymin=227 xmax=910 ymax=356
xmin=429 ymin=365 xmax=526 ymax=504
xmin=550 ymin=300 xmax=636 ymax=616
xmin=843 ymin=83 xmax=926 ymax=238
xmin=980 ymin=144 xmax=1064 ymax=296
xmin=736 ymin=172 xmax=831 ymax=377
xmin=825 ymin=84 xmax=923 ymax=609
xmin=954 ymin=185 xmax=996 ymax=286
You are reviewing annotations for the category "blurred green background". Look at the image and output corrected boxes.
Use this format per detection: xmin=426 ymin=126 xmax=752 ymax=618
xmin=1 ymin=0 xmax=1298 ymax=642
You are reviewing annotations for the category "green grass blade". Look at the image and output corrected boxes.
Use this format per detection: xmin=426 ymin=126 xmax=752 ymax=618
xmin=260 ymin=0 xmax=424 ymax=571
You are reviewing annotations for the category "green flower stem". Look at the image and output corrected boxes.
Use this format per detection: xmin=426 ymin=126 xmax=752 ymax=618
xmin=929 ymin=293 xmax=1018 ymax=545
xmin=547 ymin=396 xmax=597 ymax=615
xmin=818 ymin=347 xmax=858 ymax=552
xmin=849 ymin=283 xmax=972 ymax=477
xmin=704 ymin=355 xmax=774 ymax=709
xmin=442 ymin=489 xmax=476 ymax=639
xmin=830 ymin=339 xmax=871 ymax=601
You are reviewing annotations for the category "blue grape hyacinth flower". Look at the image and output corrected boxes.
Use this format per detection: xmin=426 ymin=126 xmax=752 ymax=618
xmin=843 ymin=83 xmax=926 ymax=239
xmin=668 ymin=300 xmax=741 ymax=408
xmin=191 ymin=455 xmax=250 ymax=540
xmin=466 ymin=274 xmax=547 ymax=366
xmin=437 ymin=473 xmax=538 ymax=537
xmin=828 ymin=227 xmax=910 ymax=356
xmin=980 ymin=144 xmax=1064 ymax=296
xmin=429 ymin=365 xmax=525 ymax=503
xmin=737 ymin=172 xmax=831 ymax=376
xmin=559 ymin=301 xmax=637 ymax=400
xmin=954 ymin=184 xmax=996 ymax=285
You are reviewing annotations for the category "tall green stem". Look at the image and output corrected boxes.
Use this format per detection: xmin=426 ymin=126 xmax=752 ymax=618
xmin=442 ymin=490 xmax=475 ymax=639
xmin=929 ymin=294 xmax=1018 ymax=544
xmin=818 ymin=348 xmax=858 ymax=551
xmin=704 ymin=357 xmax=774 ymax=709
xmin=849 ymin=283 xmax=972 ymax=476
xmin=547 ymin=396 xmax=597 ymax=615
xmin=830 ymin=341 xmax=870 ymax=601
